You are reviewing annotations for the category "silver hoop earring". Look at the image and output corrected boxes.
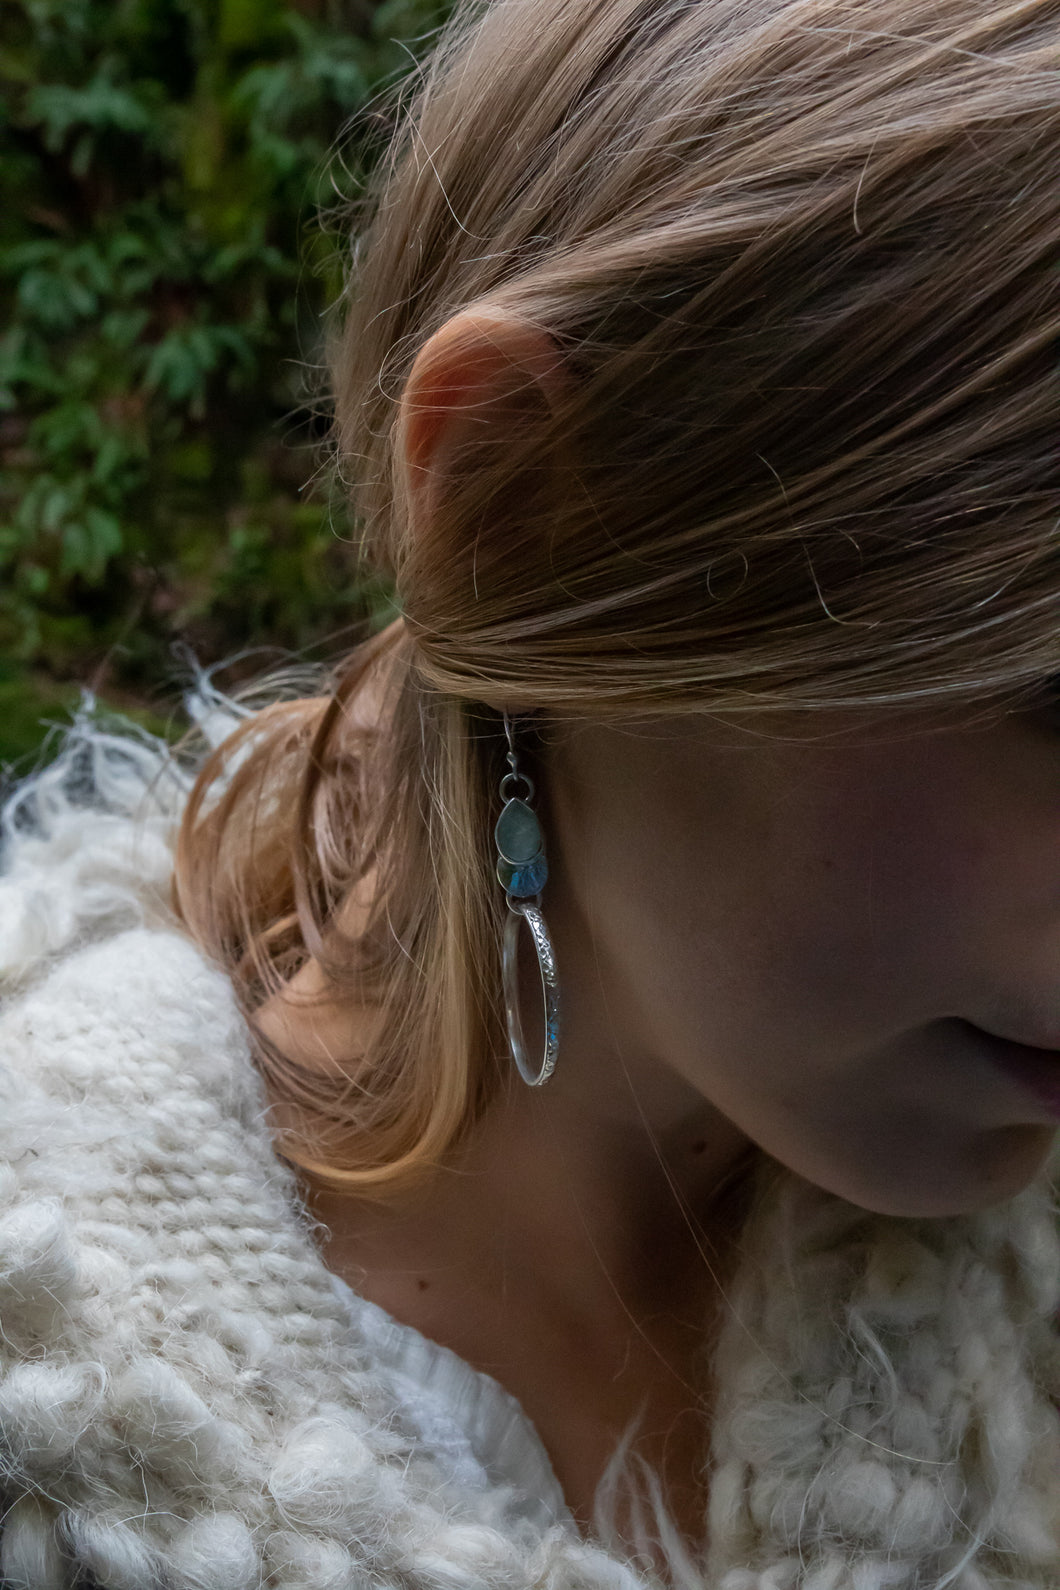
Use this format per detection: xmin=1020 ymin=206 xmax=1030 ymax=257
xmin=494 ymin=713 xmax=560 ymax=1086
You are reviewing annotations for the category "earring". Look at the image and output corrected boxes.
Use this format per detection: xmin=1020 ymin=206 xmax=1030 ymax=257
xmin=494 ymin=713 xmax=560 ymax=1086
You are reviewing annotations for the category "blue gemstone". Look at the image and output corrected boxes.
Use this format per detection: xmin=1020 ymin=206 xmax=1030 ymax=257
xmin=497 ymin=854 xmax=548 ymax=897
xmin=494 ymin=799 xmax=543 ymax=865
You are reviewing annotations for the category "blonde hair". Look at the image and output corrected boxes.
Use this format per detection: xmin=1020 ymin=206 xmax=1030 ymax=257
xmin=176 ymin=0 xmax=1060 ymax=1194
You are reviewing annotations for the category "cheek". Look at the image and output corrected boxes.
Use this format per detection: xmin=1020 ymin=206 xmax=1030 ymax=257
xmin=787 ymin=788 xmax=969 ymax=987
xmin=672 ymin=785 xmax=966 ymax=1048
xmin=632 ymin=755 xmax=1031 ymax=1075
xmin=759 ymin=757 xmax=1032 ymax=1026
xmin=812 ymin=752 xmax=1060 ymax=1010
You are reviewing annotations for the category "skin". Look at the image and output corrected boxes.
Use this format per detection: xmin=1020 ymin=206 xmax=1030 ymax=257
xmin=539 ymin=706 xmax=1060 ymax=1221
xmin=290 ymin=311 xmax=1060 ymax=1546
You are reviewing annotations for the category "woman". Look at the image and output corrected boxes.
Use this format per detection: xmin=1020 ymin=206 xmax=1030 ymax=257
xmin=2 ymin=0 xmax=1059 ymax=1584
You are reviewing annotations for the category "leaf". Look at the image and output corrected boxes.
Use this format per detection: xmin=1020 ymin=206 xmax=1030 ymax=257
xmin=100 ymin=306 xmax=151 ymax=349
xmin=30 ymin=398 xmax=103 ymax=458
xmin=0 ymin=240 xmax=65 ymax=276
xmin=58 ymin=520 xmax=89 ymax=576
xmin=16 ymin=267 xmax=86 ymax=332
xmin=67 ymin=241 xmax=112 ymax=295
xmin=81 ymin=504 xmax=124 ymax=571
xmin=144 ymin=333 xmax=207 ymax=407
xmin=40 ymin=481 xmax=74 ymax=535
xmin=26 ymin=77 xmax=158 ymax=149
xmin=91 ymin=429 xmax=140 ymax=487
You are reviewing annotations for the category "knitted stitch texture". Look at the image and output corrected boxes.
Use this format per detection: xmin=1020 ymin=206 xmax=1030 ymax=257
xmin=0 ymin=719 xmax=1058 ymax=1590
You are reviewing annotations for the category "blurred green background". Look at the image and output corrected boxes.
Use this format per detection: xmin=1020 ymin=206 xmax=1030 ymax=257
xmin=1 ymin=0 xmax=454 ymax=771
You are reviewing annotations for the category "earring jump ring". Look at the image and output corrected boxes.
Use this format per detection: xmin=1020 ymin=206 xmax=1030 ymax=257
xmin=502 ymin=900 xmax=560 ymax=1087
xmin=499 ymin=769 xmax=536 ymax=802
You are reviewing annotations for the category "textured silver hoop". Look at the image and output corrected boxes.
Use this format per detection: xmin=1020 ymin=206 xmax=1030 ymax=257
xmin=502 ymin=900 xmax=560 ymax=1087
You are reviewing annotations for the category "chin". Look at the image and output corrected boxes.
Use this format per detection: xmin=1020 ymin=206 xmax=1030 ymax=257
xmin=808 ymin=1123 xmax=1058 ymax=1220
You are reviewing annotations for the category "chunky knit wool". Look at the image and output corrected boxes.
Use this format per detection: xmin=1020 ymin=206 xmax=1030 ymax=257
xmin=1 ymin=717 xmax=1059 ymax=1590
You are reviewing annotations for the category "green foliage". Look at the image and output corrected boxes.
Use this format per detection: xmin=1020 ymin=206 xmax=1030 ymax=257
xmin=0 ymin=664 xmax=81 ymax=767
xmin=0 ymin=662 xmax=176 ymax=770
xmin=1 ymin=0 xmax=452 ymax=753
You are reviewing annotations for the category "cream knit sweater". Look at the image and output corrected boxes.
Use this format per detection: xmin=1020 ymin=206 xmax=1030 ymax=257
xmin=1 ymin=719 xmax=1059 ymax=1590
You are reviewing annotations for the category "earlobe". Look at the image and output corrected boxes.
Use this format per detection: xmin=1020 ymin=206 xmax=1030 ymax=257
xmin=396 ymin=308 xmax=566 ymax=532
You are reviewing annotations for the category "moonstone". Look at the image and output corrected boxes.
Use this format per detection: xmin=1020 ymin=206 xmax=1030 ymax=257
xmin=494 ymin=798 xmax=543 ymax=865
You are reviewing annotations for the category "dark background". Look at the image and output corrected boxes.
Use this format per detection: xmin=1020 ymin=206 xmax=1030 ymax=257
xmin=1 ymin=0 xmax=454 ymax=768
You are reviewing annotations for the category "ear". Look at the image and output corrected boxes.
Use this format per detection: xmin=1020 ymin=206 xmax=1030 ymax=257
xmin=395 ymin=308 xmax=567 ymax=541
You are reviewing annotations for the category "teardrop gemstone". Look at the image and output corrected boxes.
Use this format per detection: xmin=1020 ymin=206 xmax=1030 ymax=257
xmin=494 ymin=798 xmax=543 ymax=865
xmin=497 ymin=855 xmax=549 ymax=897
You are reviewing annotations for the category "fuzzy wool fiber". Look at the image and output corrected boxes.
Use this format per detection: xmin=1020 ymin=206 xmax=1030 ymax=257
xmin=1 ymin=718 xmax=1059 ymax=1590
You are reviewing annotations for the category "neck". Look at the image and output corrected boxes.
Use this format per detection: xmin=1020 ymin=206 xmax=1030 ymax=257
xmin=302 ymin=1036 xmax=755 ymax=1371
xmin=296 ymin=886 xmax=757 ymax=1546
